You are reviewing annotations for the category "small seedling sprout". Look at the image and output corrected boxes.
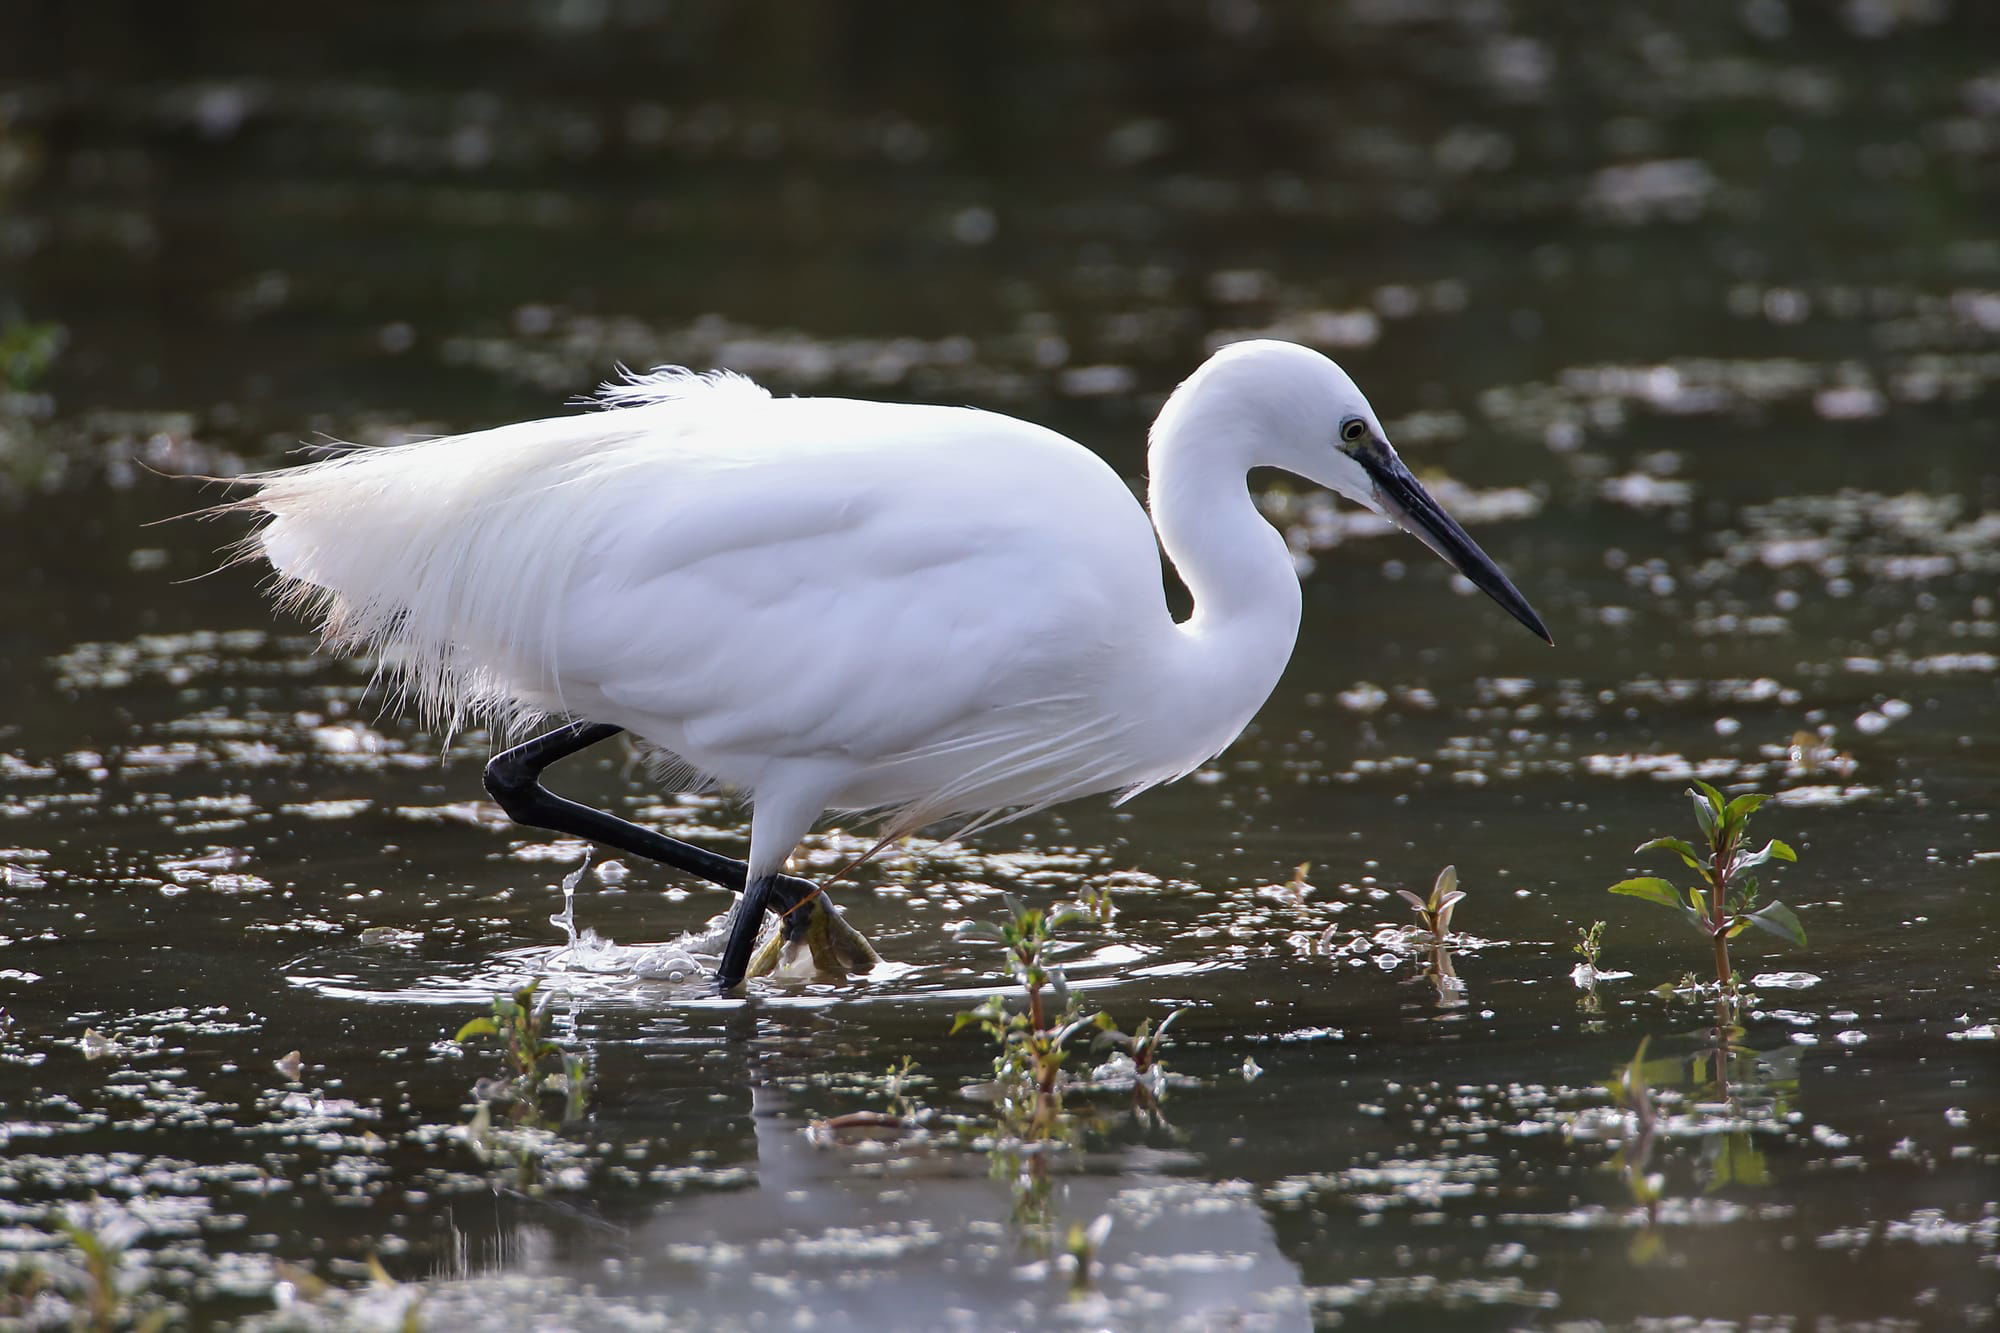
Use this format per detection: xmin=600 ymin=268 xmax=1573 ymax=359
xmin=1575 ymin=920 xmax=1605 ymax=970
xmin=1078 ymin=883 xmax=1116 ymax=924
xmin=1397 ymin=865 xmax=1465 ymax=945
xmin=1573 ymin=920 xmax=1609 ymax=1018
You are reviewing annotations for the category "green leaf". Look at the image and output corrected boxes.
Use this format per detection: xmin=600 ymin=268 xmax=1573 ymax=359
xmin=1395 ymin=889 xmax=1427 ymax=911
xmin=454 ymin=1017 xmax=498 ymax=1043
xmin=1636 ymin=835 xmax=1705 ymax=871
xmin=1742 ymin=901 xmax=1808 ymax=948
xmin=1734 ymin=838 xmax=1794 ymax=873
xmin=1047 ymin=967 xmax=1071 ymax=1013
xmin=954 ymin=921 xmax=1005 ymax=943
xmin=1609 ymin=877 xmax=1681 ymax=908
xmin=1689 ymin=788 xmax=1719 ymax=841
xmin=1723 ymin=792 xmax=1769 ymax=823
xmin=1691 ymin=780 xmax=1726 ymax=813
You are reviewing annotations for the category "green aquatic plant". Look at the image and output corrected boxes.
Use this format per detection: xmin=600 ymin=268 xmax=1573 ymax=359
xmin=1396 ymin=864 xmax=1465 ymax=944
xmin=1280 ymin=860 xmax=1313 ymax=906
xmin=1077 ymin=882 xmax=1117 ymax=924
xmin=954 ymin=896 xmax=1102 ymax=1140
xmin=956 ymin=893 xmax=1196 ymax=1139
xmin=1392 ymin=866 xmax=1469 ymax=1007
xmin=1092 ymin=1009 xmax=1186 ymax=1085
xmin=881 ymin=1054 xmax=922 ymax=1120
xmin=1609 ymin=782 xmax=1805 ymax=998
xmin=455 ymin=980 xmax=588 ymax=1122
xmin=1575 ymin=920 xmax=1605 ymax=970
xmin=1573 ymin=920 xmax=1608 ymax=1018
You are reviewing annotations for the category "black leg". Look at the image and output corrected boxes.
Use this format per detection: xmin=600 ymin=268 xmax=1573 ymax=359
xmin=716 ymin=874 xmax=777 ymax=992
xmin=482 ymin=723 xmax=825 ymax=982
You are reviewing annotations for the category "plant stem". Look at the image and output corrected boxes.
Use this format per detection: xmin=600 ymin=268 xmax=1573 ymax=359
xmin=1707 ymin=844 xmax=1732 ymax=994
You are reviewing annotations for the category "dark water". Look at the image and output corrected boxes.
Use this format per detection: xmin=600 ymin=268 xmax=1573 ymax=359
xmin=2 ymin=2 xmax=1997 ymax=1328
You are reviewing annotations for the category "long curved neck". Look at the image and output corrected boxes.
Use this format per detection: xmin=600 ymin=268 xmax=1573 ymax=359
xmin=1146 ymin=406 xmax=1304 ymax=748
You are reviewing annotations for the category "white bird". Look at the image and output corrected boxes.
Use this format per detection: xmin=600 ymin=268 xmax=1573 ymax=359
xmin=238 ymin=338 xmax=1548 ymax=990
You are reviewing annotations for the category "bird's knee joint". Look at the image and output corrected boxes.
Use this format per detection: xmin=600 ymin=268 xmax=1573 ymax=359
xmin=482 ymin=756 xmax=537 ymax=809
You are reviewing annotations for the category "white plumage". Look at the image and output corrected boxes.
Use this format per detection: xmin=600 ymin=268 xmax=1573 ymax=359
xmin=243 ymin=339 xmax=1546 ymax=953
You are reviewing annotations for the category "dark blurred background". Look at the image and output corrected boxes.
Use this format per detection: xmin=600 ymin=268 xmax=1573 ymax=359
xmin=4 ymin=0 xmax=1997 ymax=472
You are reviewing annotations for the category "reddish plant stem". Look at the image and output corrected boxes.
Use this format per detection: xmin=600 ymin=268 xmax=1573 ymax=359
xmin=1707 ymin=842 xmax=1733 ymax=994
xmin=1021 ymin=944 xmax=1059 ymax=1117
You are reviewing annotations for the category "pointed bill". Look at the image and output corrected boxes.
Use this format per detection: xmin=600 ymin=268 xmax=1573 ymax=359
xmin=1360 ymin=448 xmax=1552 ymax=644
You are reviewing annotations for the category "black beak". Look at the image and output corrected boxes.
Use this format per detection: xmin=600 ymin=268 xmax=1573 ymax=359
xmin=1361 ymin=448 xmax=1552 ymax=645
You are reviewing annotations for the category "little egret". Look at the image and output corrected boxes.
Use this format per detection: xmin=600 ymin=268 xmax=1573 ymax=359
xmin=239 ymin=338 xmax=1548 ymax=991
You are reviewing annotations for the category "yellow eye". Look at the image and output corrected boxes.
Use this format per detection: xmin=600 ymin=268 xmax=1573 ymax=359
xmin=1340 ymin=419 xmax=1368 ymax=444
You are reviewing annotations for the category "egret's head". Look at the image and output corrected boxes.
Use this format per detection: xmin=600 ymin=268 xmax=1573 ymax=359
xmin=1183 ymin=339 xmax=1552 ymax=644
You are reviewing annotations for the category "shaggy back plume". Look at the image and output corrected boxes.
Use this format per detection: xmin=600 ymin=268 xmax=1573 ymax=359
xmin=236 ymin=366 xmax=769 ymax=738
